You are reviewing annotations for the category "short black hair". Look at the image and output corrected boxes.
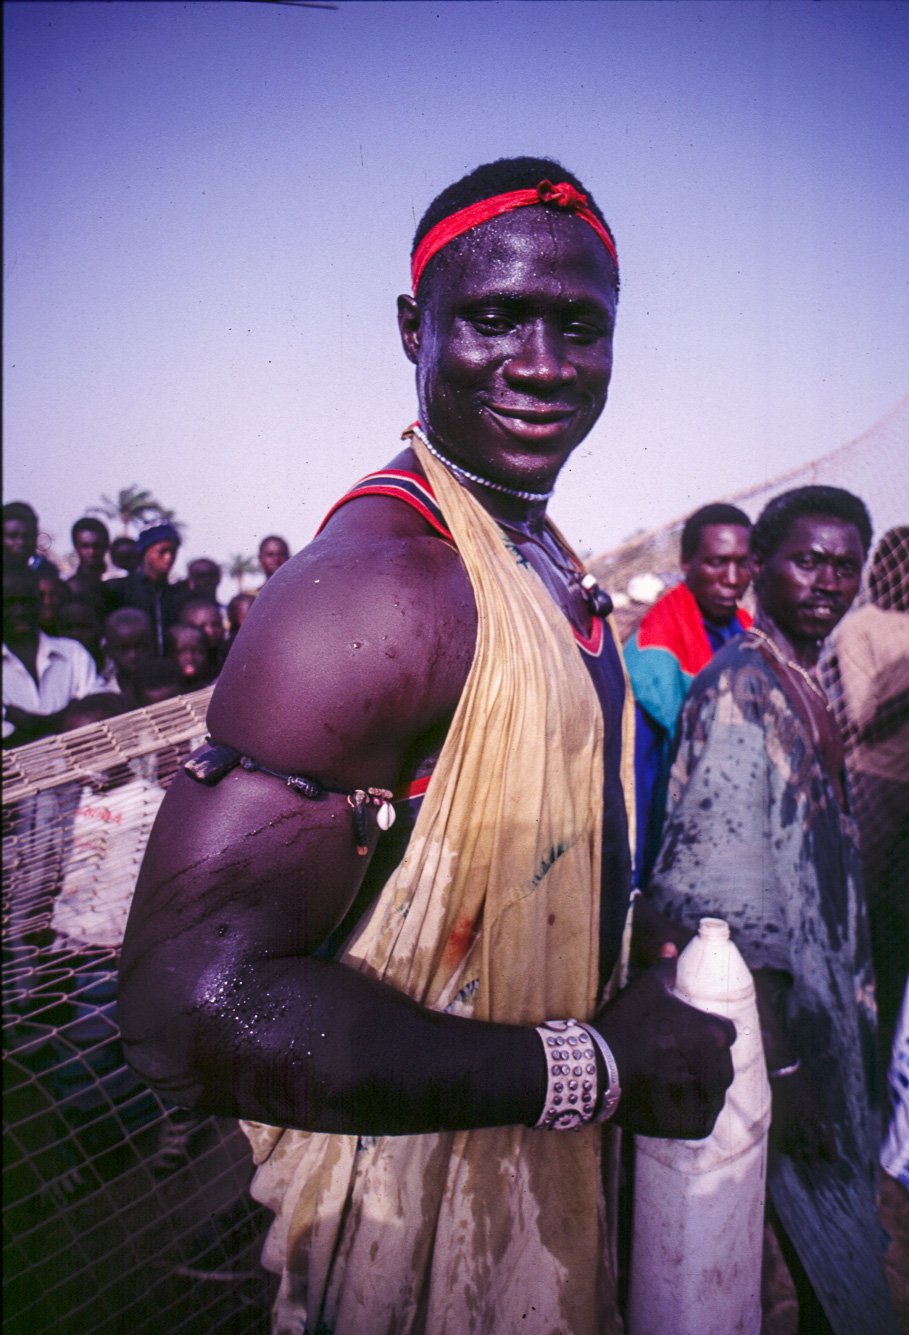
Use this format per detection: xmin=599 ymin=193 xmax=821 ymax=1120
xmin=180 ymin=596 xmax=220 ymax=617
xmin=103 ymin=607 xmax=153 ymax=638
xmin=681 ymin=504 xmax=752 ymax=562
xmin=3 ymin=501 xmax=38 ymax=530
xmin=868 ymin=525 xmax=909 ymax=612
xmin=412 ymin=156 xmax=618 ymax=295
xmin=71 ymin=516 xmax=110 ymax=546
xmin=259 ymin=534 xmax=289 ymax=553
xmin=750 ymin=486 xmax=872 ymax=562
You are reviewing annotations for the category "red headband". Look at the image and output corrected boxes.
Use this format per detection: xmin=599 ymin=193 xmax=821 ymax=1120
xmin=411 ymin=179 xmax=618 ymax=292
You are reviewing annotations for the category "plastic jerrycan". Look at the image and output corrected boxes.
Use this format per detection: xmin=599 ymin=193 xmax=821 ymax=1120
xmin=627 ymin=918 xmax=771 ymax=1335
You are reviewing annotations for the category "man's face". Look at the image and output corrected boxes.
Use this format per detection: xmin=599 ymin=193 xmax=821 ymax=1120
xmin=142 ymin=540 xmax=179 ymax=583
xmin=74 ymin=528 xmax=108 ymax=573
xmin=37 ymin=576 xmax=65 ymax=632
xmin=683 ymin=524 xmax=751 ymax=626
xmin=188 ymin=561 xmax=220 ymax=598
xmin=106 ymin=625 xmax=153 ymax=676
xmin=3 ymin=577 xmax=39 ymax=643
xmin=259 ymin=540 xmax=289 ymax=579
xmin=182 ymin=603 xmax=224 ymax=649
xmin=4 ymin=519 xmax=37 ymax=566
xmin=751 ymin=515 xmax=864 ymax=646
xmin=400 ymin=210 xmax=617 ymax=493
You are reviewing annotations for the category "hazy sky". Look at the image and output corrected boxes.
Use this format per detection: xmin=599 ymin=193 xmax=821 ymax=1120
xmin=4 ymin=0 xmax=908 ymax=577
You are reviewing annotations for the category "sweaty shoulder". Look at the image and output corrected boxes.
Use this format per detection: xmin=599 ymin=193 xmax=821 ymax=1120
xmin=208 ymin=491 xmax=476 ymax=791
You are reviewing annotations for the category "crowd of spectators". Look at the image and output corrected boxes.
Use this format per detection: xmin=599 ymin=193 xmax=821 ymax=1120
xmin=3 ymin=500 xmax=291 ymax=748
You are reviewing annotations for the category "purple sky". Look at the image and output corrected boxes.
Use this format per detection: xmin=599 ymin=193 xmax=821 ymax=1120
xmin=4 ymin=0 xmax=907 ymax=579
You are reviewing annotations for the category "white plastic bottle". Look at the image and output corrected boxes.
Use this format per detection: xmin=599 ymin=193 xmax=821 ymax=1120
xmin=627 ymin=917 xmax=771 ymax=1335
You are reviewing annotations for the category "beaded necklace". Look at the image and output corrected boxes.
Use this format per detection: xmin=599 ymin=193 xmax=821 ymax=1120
xmin=410 ymin=424 xmax=555 ymax=503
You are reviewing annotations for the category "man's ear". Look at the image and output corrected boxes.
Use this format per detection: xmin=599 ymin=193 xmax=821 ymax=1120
xmin=397 ymin=294 xmax=421 ymax=366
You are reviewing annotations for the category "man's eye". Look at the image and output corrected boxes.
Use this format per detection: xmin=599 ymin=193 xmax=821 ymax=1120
xmin=564 ymin=321 xmax=605 ymax=343
xmin=794 ymin=555 xmax=817 ymax=569
xmin=469 ymin=314 xmax=515 ymax=335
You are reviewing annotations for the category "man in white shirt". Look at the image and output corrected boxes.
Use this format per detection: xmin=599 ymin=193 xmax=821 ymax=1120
xmin=3 ymin=568 xmax=110 ymax=746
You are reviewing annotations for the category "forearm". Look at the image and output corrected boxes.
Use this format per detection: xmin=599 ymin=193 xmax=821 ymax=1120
xmin=126 ymin=951 xmax=548 ymax=1135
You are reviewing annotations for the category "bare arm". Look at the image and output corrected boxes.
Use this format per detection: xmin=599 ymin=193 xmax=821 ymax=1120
xmin=120 ymin=513 xmax=733 ymax=1137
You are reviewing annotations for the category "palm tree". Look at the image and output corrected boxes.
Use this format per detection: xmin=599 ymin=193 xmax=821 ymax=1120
xmin=228 ymin=553 xmax=260 ymax=594
xmin=90 ymin=486 xmax=172 ymax=536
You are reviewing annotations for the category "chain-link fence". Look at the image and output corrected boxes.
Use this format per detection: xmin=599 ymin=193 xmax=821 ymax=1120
xmin=3 ymin=688 xmax=277 ymax=1334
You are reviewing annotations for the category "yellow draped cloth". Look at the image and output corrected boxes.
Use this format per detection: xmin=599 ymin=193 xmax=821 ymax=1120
xmin=242 ymin=436 xmax=633 ymax=1334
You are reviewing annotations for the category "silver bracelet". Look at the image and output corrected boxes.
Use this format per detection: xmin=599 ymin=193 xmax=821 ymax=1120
xmin=579 ymin=1023 xmax=622 ymax=1123
xmin=768 ymin=1058 xmax=801 ymax=1079
xmin=534 ymin=1019 xmax=599 ymax=1131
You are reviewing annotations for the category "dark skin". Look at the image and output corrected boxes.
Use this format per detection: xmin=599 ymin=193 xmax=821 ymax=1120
xmin=683 ymin=523 xmax=751 ymax=626
xmin=119 ymin=210 xmax=734 ymax=1139
xmin=732 ymin=515 xmax=864 ymax=1166
xmin=3 ymin=574 xmax=67 ymax=742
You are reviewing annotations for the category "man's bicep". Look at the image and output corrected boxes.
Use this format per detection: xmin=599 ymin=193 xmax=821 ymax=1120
xmin=124 ymin=767 xmax=373 ymax=968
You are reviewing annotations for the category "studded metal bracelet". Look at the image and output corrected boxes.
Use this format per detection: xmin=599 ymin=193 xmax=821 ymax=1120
xmin=534 ymin=1019 xmax=600 ymax=1130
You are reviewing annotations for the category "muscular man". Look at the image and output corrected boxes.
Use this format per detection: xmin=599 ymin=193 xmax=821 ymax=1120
xmin=647 ymin=487 xmax=897 ymax=1335
xmin=624 ymin=502 xmax=751 ymax=885
xmin=119 ymin=157 xmax=733 ymax=1334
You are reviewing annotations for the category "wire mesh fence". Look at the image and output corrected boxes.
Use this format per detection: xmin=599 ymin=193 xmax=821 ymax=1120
xmin=3 ymin=687 xmax=277 ymax=1334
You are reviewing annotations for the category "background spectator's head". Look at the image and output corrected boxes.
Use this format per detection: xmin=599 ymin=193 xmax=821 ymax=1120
xmin=227 ymin=592 xmax=256 ymax=638
xmin=749 ymin=486 xmax=871 ymax=643
xmin=681 ymin=503 xmax=752 ymax=627
xmin=164 ymin=623 xmax=208 ymax=689
xmin=867 ymin=526 xmax=909 ymax=613
xmin=180 ymin=596 xmax=225 ymax=652
xmin=3 ymin=502 xmax=40 ymax=570
xmin=133 ymin=657 xmax=184 ymax=707
xmin=187 ymin=558 xmax=221 ymax=600
xmin=71 ymin=517 xmax=110 ymax=575
xmin=37 ymin=569 xmax=68 ymax=635
xmin=137 ymin=523 xmax=181 ymax=584
xmin=56 ymin=597 xmax=104 ymax=667
xmin=110 ymin=536 xmax=140 ymax=574
xmin=258 ymin=535 xmax=290 ymax=581
xmin=102 ymin=608 xmax=154 ymax=684
xmin=62 ymin=692 xmax=129 ymax=733
xmin=3 ymin=568 xmax=40 ymax=645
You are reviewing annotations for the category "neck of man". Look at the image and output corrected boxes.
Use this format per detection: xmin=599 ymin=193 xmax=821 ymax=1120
xmin=752 ymin=606 xmax=823 ymax=671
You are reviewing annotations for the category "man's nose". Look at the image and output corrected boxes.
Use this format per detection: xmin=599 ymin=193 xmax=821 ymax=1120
xmin=504 ymin=322 xmax=576 ymax=389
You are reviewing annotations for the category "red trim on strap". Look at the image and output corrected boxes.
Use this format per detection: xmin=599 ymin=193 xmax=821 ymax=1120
xmin=393 ymin=774 xmax=431 ymax=803
xmin=573 ymin=614 xmax=604 ymax=656
xmin=411 ymin=180 xmax=618 ymax=291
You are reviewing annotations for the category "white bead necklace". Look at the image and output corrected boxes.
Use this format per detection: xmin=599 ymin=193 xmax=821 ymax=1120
xmin=411 ymin=424 xmax=555 ymax=503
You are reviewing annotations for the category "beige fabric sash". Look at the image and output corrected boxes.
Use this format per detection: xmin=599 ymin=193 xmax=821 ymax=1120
xmin=242 ymin=437 xmax=629 ymax=1334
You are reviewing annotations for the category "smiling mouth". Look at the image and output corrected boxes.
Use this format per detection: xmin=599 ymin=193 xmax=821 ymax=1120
xmin=488 ymin=404 xmax=578 ymax=424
